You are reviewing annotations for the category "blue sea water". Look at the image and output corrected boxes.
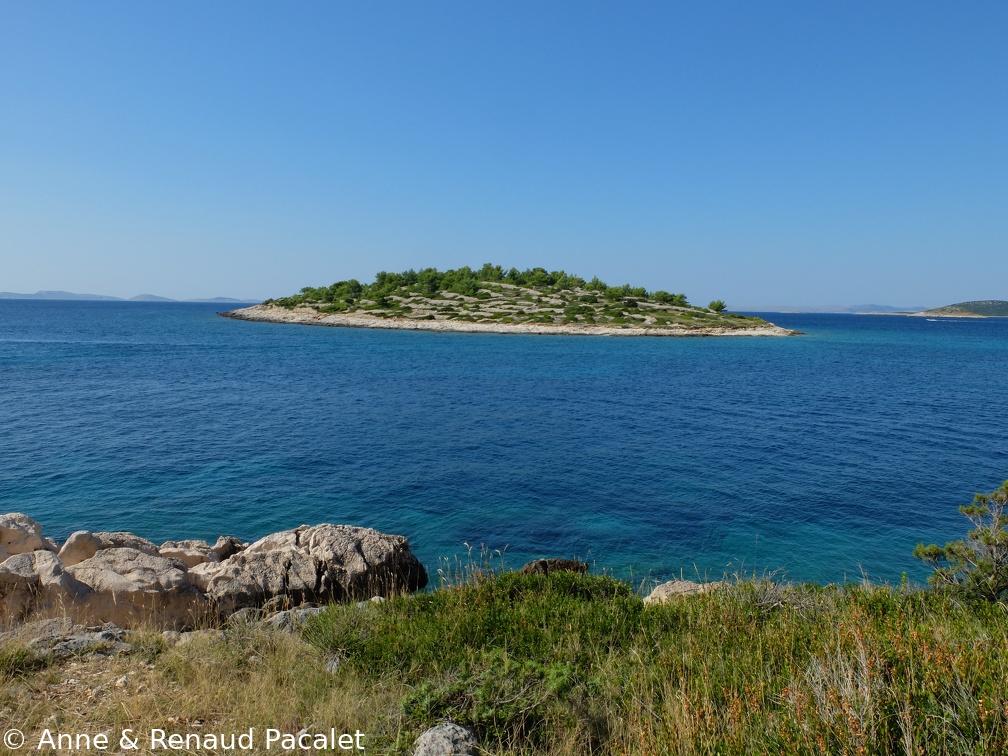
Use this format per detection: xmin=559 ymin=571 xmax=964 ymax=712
xmin=1 ymin=300 xmax=1006 ymax=586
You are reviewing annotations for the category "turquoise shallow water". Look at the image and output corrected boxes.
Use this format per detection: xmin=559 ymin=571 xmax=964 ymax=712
xmin=1 ymin=300 xmax=1006 ymax=585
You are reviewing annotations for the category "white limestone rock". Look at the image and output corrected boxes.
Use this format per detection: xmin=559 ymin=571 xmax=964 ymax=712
xmin=201 ymin=524 xmax=427 ymax=615
xmin=66 ymin=547 xmax=208 ymax=630
xmin=0 ymin=550 xmax=93 ymax=623
xmin=58 ymin=530 xmax=161 ymax=567
xmin=413 ymin=723 xmax=479 ymax=756
xmin=643 ymin=579 xmax=721 ymax=605
xmin=159 ymin=539 xmax=218 ymax=568
xmin=157 ymin=536 xmax=247 ymax=568
xmin=0 ymin=513 xmax=58 ymax=560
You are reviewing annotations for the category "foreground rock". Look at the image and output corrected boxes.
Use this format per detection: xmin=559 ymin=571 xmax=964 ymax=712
xmin=159 ymin=536 xmax=243 ymax=568
xmin=198 ymin=524 xmax=428 ymax=615
xmin=66 ymin=548 xmax=209 ymax=630
xmin=644 ymin=579 xmax=721 ymax=605
xmin=0 ymin=514 xmax=427 ymax=630
xmin=58 ymin=530 xmax=161 ymax=567
xmin=0 ymin=513 xmax=58 ymax=561
xmin=0 ymin=618 xmax=134 ymax=658
xmin=0 ymin=550 xmax=92 ymax=622
xmin=414 ymin=723 xmax=479 ymax=756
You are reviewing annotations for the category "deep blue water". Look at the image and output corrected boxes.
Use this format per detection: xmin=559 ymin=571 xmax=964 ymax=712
xmin=1 ymin=300 xmax=1006 ymax=586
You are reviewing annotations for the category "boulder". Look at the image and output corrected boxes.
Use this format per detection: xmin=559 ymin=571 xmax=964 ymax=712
xmin=0 ymin=550 xmax=93 ymax=622
xmin=264 ymin=606 xmax=326 ymax=633
xmin=210 ymin=535 xmax=247 ymax=561
xmin=2 ymin=521 xmax=424 ymax=629
xmin=518 ymin=558 xmax=589 ymax=576
xmin=643 ymin=579 xmax=720 ymax=605
xmin=158 ymin=536 xmax=247 ymax=568
xmin=159 ymin=539 xmax=218 ymax=568
xmin=58 ymin=531 xmax=161 ymax=567
xmin=0 ymin=513 xmax=58 ymax=559
xmin=200 ymin=524 xmax=427 ymax=615
xmin=66 ymin=547 xmax=208 ymax=630
xmin=413 ymin=723 xmax=479 ymax=756
xmin=27 ymin=627 xmax=133 ymax=659
xmin=0 ymin=616 xmax=75 ymax=643
xmin=187 ymin=560 xmax=222 ymax=592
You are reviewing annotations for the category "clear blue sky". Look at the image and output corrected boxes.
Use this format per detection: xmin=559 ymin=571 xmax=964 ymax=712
xmin=1 ymin=2 xmax=1005 ymax=306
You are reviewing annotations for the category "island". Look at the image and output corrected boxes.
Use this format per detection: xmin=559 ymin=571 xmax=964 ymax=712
xmin=223 ymin=264 xmax=798 ymax=337
xmin=911 ymin=300 xmax=1008 ymax=318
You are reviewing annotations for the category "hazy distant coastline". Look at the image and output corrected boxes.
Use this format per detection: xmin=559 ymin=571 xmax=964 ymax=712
xmin=0 ymin=290 xmax=259 ymax=303
xmin=858 ymin=300 xmax=1008 ymax=318
xmin=737 ymin=304 xmax=929 ymax=314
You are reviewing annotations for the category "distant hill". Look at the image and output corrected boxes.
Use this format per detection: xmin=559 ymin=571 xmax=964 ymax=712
xmin=0 ymin=290 xmax=123 ymax=301
xmin=846 ymin=304 xmax=927 ymax=314
xmin=186 ymin=297 xmax=254 ymax=303
xmin=740 ymin=304 xmax=926 ymax=314
xmin=915 ymin=300 xmax=1008 ymax=317
xmin=0 ymin=291 xmax=258 ymax=303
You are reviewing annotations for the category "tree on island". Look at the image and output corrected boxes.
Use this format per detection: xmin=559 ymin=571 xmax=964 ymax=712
xmin=269 ymin=264 xmax=692 ymax=311
xmin=914 ymin=480 xmax=1008 ymax=602
xmin=708 ymin=300 xmax=727 ymax=313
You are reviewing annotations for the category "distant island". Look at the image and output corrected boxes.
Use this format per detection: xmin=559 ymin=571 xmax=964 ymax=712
xmin=223 ymin=264 xmax=798 ymax=337
xmin=910 ymin=300 xmax=1008 ymax=318
xmin=756 ymin=303 xmax=927 ymax=314
xmin=0 ymin=290 xmax=256 ymax=303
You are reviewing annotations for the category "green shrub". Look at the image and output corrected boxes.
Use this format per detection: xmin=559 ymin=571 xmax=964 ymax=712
xmin=652 ymin=290 xmax=689 ymax=306
xmin=915 ymin=480 xmax=1008 ymax=601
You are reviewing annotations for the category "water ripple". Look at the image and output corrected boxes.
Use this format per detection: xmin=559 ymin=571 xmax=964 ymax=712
xmin=1 ymin=302 xmax=1006 ymax=584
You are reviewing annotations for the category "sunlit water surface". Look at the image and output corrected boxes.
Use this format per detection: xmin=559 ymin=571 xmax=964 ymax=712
xmin=2 ymin=301 xmax=1006 ymax=585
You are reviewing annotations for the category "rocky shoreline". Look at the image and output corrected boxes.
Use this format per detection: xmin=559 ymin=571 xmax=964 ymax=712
xmin=222 ymin=303 xmax=799 ymax=337
xmin=0 ymin=515 xmax=725 ymax=756
xmin=0 ymin=514 xmax=427 ymax=631
xmin=1 ymin=514 xmax=707 ymax=635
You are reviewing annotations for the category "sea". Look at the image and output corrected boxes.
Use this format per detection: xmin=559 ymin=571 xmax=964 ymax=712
xmin=1 ymin=300 xmax=1006 ymax=587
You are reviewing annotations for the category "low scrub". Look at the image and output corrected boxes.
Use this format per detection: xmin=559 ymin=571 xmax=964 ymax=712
xmin=304 ymin=573 xmax=1008 ymax=754
xmin=3 ymin=573 xmax=1006 ymax=754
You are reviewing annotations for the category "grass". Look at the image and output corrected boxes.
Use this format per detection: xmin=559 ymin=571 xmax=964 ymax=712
xmin=0 ymin=645 xmax=50 ymax=679
xmin=2 ymin=569 xmax=1005 ymax=754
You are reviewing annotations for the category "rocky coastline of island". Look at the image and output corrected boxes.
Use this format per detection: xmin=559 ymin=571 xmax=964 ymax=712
xmin=223 ymin=303 xmax=799 ymax=337
xmin=222 ymin=265 xmax=801 ymax=338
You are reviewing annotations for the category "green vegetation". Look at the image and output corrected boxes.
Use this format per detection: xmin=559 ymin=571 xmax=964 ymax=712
xmin=11 ymin=489 xmax=1005 ymax=753
xmin=294 ymin=566 xmax=1008 ymax=754
xmin=708 ymin=299 xmax=727 ymax=313
xmin=0 ymin=644 xmax=50 ymax=679
xmin=921 ymin=300 xmax=1008 ymax=317
xmin=915 ymin=480 xmax=1008 ymax=602
xmin=5 ymin=571 xmax=1006 ymax=755
xmin=260 ymin=264 xmax=771 ymax=331
xmin=267 ymin=264 xmax=686 ymax=310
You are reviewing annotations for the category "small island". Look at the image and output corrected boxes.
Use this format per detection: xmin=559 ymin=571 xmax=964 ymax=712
xmin=223 ymin=264 xmax=798 ymax=337
xmin=911 ymin=300 xmax=1008 ymax=318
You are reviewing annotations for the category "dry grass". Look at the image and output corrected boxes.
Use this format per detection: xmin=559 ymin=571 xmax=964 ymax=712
xmin=2 ymin=574 xmax=1008 ymax=755
xmin=1 ymin=628 xmax=396 ymax=753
